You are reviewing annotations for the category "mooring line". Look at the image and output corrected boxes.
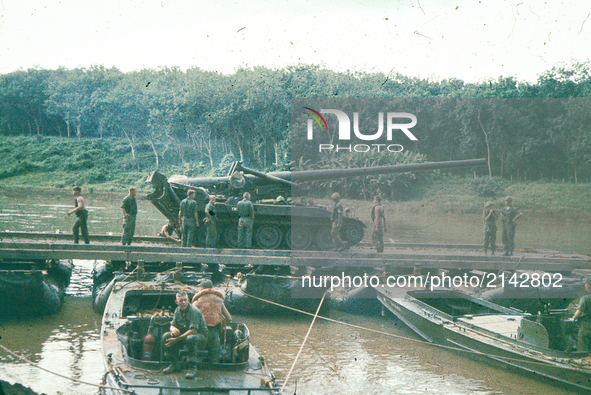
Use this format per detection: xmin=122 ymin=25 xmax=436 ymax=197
xmin=279 ymin=291 xmax=327 ymax=393
xmin=0 ymin=344 xmax=131 ymax=393
xmin=241 ymin=291 xmax=591 ymax=370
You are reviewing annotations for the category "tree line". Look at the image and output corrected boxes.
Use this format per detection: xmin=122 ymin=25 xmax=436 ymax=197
xmin=0 ymin=62 xmax=590 ymax=183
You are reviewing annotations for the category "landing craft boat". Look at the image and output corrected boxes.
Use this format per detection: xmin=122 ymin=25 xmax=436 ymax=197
xmin=100 ymin=268 xmax=280 ymax=395
xmin=376 ymin=285 xmax=591 ymax=393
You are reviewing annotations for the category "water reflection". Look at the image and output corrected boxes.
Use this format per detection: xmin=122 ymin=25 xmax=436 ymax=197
xmin=0 ymin=297 xmax=103 ymax=395
xmin=244 ymin=313 xmax=573 ymax=395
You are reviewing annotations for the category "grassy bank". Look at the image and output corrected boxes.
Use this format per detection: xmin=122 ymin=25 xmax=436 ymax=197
xmin=413 ymin=175 xmax=591 ymax=213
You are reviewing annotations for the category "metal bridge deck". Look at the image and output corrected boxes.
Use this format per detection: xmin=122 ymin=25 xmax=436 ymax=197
xmin=0 ymin=232 xmax=589 ymax=271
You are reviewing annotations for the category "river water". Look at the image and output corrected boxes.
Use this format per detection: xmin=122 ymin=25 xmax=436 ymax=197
xmin=0 ymin=187 xmax=588 ymax=394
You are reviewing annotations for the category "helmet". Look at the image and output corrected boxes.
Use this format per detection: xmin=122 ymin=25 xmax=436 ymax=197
xmin=485 ymin=201 xmax=493 ymax=208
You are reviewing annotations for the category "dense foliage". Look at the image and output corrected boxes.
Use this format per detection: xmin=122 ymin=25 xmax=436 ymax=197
xmin=1 ymin=62 xmax=590 ymax=185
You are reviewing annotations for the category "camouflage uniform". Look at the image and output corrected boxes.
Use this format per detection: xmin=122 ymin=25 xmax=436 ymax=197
xmin=162 ymin=304 xmax=208 ymax=364
xmin=501 ymin=205 xmax=521 ymax=255
xmin=331 ymin=200 xmax=345 ymax=251
xmin=204 ymin=201 xmax=217 ymax=248
xmin=180 ymin=196 xmax=198 ymax=247
xmin=577 ymin=293 xmax=591 ymax=352
xmin=483 ymin=204 xmax=498 ymax=254
xmin=120 ymin=194 xmax=137 ymax=245
xmin=237 ymin=198 xmax=254 ymax=248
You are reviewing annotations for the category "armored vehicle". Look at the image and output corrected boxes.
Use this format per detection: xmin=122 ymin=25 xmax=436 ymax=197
xmin=146 ymin=159 xmax=486 ymax=250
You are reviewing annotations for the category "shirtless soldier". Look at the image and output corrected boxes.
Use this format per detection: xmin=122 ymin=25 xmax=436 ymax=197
xmin=67 ymin=186 xmax=90 ymax=244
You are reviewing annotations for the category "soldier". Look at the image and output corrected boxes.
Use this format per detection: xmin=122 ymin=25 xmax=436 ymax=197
xmin=179 ymin=189 xmax=199 ymax=247
xmin=237 ymin=192 xmax=254 ymax=248
xmin=501 ymin=196 xmax=522 ymax=256
xmin=572 ymin=279 xmax=591 ymax=353
xmin=204 ymin=195 xmax=217 ymax=249
xmin=330 ymin=192 xmax=346 ymax=252
xmin=371 ymin=196 xmax=387 ymax=253
xmin=483 ymin=201 xmax=498 ymax=255
xmin=120 ymin=187 xmax=137 ymax=245
xmin=192 ymin=279 xmax=232 ymax=362
xmin=162 ymin=291 xmax=208 ymax=379
xmin=67 ymin=186 xmax=90 ymax=244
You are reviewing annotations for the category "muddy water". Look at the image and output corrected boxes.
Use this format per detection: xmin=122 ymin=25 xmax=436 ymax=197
xmin=0 ymin=297 xmax=579 ymax=395
xmin=0 ymin=187 xmax=589 ymax=394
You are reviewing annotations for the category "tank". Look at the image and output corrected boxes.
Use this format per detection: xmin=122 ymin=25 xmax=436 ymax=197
xmin=146 ymin=159 xmax=486 ymax=250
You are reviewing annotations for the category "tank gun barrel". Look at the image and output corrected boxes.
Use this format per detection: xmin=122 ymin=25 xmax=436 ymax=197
xmin=288 ymin=158 xmax=487 ymax=183
xmin=238 ymin=164 xmax=298 ymax=187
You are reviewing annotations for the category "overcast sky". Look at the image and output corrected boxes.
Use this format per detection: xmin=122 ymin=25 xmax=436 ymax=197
xmin=0 ymin=0 xmax=589 ymax=82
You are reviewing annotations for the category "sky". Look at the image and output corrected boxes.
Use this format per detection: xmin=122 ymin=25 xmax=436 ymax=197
xmin=0 ymin=0 xmax=589 ymax=83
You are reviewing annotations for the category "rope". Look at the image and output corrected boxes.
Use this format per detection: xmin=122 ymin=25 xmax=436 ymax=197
xmin=0 ymin=344 xmax=131 ymax=393
xmin=280 ymin=291 xmax=327 ymax=393
xmin=241 ymin=291 xmax=591 ymax=370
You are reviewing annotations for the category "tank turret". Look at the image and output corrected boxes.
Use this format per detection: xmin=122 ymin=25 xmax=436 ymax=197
xmin=146 ymin=158 xmax=486 ymax=250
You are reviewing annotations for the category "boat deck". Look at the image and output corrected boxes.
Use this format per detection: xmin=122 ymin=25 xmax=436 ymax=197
xmin=112 ymin=352 xmax=273 ymax=394
xmin=456 ymin=315 xmax=523 ymax=337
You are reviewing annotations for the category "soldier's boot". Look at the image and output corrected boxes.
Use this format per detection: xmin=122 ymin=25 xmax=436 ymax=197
xmin=491 ymin=250 xmax=495 ymax=256
xmin=502 ymin=250 xmax=510 ymax=256
xmin=162 ymin=363 xmax=180 ymax=374
xmin=185 ymin=365 xmax=198 ymax=379
xmin=509 ymin=249 xmax=513 ymax=256
xmin=484 ymin=248 xmax=488 ymax=255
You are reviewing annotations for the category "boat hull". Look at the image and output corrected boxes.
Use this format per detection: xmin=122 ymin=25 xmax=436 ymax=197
xmin=377 ymin=287 xmax=591 ymax=393
xmin=100 ymin=277 xmax=279 ymax=395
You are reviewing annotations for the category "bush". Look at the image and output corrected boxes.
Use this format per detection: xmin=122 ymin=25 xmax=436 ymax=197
xmin=470 ymin=176 xmax=509 ymax=198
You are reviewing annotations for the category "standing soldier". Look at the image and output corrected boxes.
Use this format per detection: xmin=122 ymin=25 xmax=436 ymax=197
xmin=67 ymin=186 xmax=90 ymax=244
xmin=572 ymin=279 xmax=591 ymax=353
xmin=371 ymin=196 xmax=387 ymax=253
xmin=483 ymin=201 xmax=498 ymax=255
xmin=120 ymin=187 xmax=137 ymax=245
xmin=501 ymin=196 xmax=522 ymax=256
xmin=331 ymin=192 xmax=346 ymax=252
xmin=204 ymin=195 xmax=217 ymax=249
xmin=179 ymin=189 xmax=199 ymax=247
xmin=237 ymin=192 xmax=254 ymax=248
